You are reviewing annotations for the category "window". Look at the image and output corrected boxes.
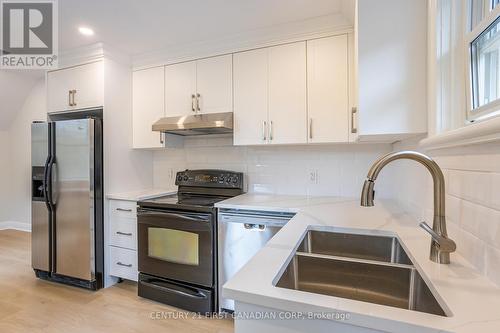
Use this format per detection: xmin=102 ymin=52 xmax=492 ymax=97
xmin=471 ymin=16 xmax=500 ymax=109
xmin=467 ymin=0 xmax=500 ymax=121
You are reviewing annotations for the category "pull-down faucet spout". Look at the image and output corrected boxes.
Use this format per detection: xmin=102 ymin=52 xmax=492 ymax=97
xmin=360 ymin=151 xmax=456 ymax=264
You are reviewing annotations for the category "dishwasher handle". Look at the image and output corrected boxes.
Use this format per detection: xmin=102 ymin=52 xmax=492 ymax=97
xmin=219 ymin=213 xmax=291 ymax=228
xmin=244 ymin=223 xmax=266 ymax=231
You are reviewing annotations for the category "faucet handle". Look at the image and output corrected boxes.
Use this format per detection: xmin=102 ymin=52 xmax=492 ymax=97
xmin=419 ymin=222 xmax=457 ymax=253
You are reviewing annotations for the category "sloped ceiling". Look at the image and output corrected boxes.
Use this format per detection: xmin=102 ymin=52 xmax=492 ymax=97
xmin=0 ymin=0 xmax=351 ymax=130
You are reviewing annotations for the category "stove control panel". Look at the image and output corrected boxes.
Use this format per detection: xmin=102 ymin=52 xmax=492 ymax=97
xmin=175 ymin=170 xmax=244 ymax=189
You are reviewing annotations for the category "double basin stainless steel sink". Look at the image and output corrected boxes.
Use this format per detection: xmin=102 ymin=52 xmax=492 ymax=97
xmin=275 ymin=230 xmax=447 ymax=317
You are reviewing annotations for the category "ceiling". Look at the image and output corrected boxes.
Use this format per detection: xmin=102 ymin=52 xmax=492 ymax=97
xmin=59 ymin=0 xmax=351 ymax=56
xmin=0 ymin=0 xmax=352 ymax=130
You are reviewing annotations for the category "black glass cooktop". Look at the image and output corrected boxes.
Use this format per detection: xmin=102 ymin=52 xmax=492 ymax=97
xmin=138 ymin=194 xmax=230 ymax=212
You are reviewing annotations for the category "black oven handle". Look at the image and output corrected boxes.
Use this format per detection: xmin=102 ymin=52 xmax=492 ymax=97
xmin=137 ymin=210 xmax=211 ymax=224
xmin=141 ymin=279 xmax=208 ymax=300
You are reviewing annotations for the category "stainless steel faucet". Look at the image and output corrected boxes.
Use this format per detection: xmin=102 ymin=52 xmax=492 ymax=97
xmin=360 ymin=151 xmax=457 ymax=264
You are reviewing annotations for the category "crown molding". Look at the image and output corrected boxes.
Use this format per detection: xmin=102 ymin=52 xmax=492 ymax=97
xmin=54 ymin=43 xmax=131 ymax=70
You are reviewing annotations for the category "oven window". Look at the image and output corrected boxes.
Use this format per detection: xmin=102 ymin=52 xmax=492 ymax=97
xmin=148 ymin=228 xmax=199 ymax=266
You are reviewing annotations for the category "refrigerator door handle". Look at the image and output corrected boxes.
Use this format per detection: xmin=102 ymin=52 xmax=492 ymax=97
xmin=43 ymin=156 xmax=51 ymax=210
xmin=47 ymin=159 xmax=56 ymax=206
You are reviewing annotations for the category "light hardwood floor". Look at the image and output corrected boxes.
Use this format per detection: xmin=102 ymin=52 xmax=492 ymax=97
xmin=0 ymin=230 xmax=233 ymax=333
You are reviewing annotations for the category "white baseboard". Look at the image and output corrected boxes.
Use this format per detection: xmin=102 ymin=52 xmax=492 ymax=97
xmin=0 ymin=221 xmax=31 ymax=232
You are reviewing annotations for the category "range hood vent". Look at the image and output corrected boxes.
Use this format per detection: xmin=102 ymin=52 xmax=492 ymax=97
xmin=152 ymin=112 xmax=233 ymax=136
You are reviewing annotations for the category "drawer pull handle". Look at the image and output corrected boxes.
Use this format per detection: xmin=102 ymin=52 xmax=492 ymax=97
xmin=116 ymin=231 xmax=133 ymax=236
xmin=116 ymin=262 xmax=133 ymax=268
xmin=116 ymin=208 xmax=133 ymax=212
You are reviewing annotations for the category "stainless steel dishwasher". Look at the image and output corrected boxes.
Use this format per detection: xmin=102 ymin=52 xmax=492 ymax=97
xmin=218 ymin=208 xmax=295 ymax=312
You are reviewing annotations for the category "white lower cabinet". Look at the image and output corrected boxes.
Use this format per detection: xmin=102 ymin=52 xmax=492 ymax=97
xmin=108 ymin=199 xmax=138 ymax=282
xmin=109 ymin=246 xmax=138 ymax=282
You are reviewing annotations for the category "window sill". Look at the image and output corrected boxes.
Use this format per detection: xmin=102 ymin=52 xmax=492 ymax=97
xmin=419 ymin=116 xmax=500 ymax=150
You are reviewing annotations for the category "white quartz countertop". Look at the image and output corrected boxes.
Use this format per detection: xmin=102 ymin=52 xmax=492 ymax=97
xmin=221 ymin=197 xmax=500 ymax=333
xmin=215 ymin=193 xmax=349 ymax=212
xmin=106 ymin=189 xmax=176 ymax=202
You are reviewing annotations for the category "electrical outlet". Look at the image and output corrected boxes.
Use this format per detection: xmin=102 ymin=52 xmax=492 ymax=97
xmin=309 ymin=169 xmax=319 ymax=184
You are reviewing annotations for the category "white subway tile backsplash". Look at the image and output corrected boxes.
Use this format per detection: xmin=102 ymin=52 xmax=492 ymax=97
xmin=153 ymin=143 xmax=392 ymax=197
xmin=486 ymin=246 xmax=500 ymax=287
xmin=445 ymin=194 xmax=461 ymax=225
xmin=153 ymin=139 xmax=500 ymax=287
xmin=457 ymin=228 xmax=487 ymax=273
xmin=448 ymin=170 xmax=493 ymax=207
xmin=394 ymin=140 xmax=500 ymax=287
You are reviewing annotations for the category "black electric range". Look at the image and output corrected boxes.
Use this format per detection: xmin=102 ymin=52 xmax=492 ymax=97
xmin=137 ymin=169 xmax=244 ymax=314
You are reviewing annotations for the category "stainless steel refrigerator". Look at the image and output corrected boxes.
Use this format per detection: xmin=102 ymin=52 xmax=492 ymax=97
xmin=31 ymin=114 xmax=104 ymax=290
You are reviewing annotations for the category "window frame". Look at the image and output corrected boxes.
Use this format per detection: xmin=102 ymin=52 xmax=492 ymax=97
xmin=465 ymin=1 xmax=500 ymax=122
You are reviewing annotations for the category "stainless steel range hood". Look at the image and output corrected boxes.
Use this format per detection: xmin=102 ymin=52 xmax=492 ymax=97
xmin=152 ymin=112 xmax=233 ymax=136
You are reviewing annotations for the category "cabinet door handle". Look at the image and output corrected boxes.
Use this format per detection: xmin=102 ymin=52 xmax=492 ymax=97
xmin=116 ymin=262 xmax=133 ymax=268
xmin=116 ymin=231 xmax=133 ymax=236
xmin=262 ymin=121 xmax=267 ymax=141
xmin=116 ymin=208 xmax=133 ymax=212
xmin=351 ymin=107 xmax=358 ymax=134
xmin=196 ymin=93 xmax=201 ymax=112
xmin=269 ymin=121 xmax=274 ymax=141
xmin=309 ymin=118 xmax=313 ymax=139
xmin=68 ymin=90 xmax=72 ymax=106
xmin=71 ymin=89 xmax=77 ymax=106
xmin=160 ymin=132 xmax=164 ymax=145
xmin=191 ymin=94 xmax=196 ymax=112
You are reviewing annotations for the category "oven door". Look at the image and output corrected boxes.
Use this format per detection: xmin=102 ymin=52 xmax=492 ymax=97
xmin=137 ymin=208 xmax=214 ymax=287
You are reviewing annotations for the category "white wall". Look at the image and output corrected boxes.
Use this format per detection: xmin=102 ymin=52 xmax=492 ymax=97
xmin=153 ymin=137 xmax=393 ymax=198
xmin=389 ymin=137 xmax=500 ymax=288
xmin=4 ymin=80 xmax=47 ymax=226
xmin=0 ymin=130 xmax=11 ymax=222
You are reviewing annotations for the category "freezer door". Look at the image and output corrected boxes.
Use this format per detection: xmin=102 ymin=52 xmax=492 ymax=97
xmin=54 ymin=119 xmax=95 ymax=281
xmin=31 ymin=122 xmax=51 ymax=272
xmin=31 ymin=122 xmax=49 ymax=167
xmin=32 ymin=202 xmax=51 ymax=271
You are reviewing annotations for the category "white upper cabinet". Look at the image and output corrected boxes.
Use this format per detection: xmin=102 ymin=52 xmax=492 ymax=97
xmin=132 ymin=67 xmax=165 ymax=149
xmin=196 ymin=55 xmax=233 ymax=114
xmin=268 ymin=42 xmax=307 ymax=145
xmin=234 ymin=42 xmax=309 ymax=146
xmin=164 ymin=55 xmax=232 ymax=117
xmin=165 ymin=61 xmax=197 ymax=117
xmin=233 ymin=49 xmax=269 ymax=146
xmin=356 ymin=0 xmax=427 ymax=141
xmin=47 ymin=60 xmax=104 ymax=113
xmin=307 ymin=35 xmax=349 ymax=143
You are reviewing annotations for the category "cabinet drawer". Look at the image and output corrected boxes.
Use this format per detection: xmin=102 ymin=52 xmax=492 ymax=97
xmin=109 ymin=246 xmax=138 ymax=281
xmin=110 ymin=216 xmax=137 ymax=250
xmin=109 ymin=200 xmax=137 ymax=219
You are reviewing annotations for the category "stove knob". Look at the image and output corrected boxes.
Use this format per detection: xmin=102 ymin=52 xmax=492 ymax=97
xmin=232 ymin=177 xmax=238 ymax=184
xmin=183 ymin=175 xmax=189 ymax=181
xmin=226 ymin=177 xmax=232 ymax=183
xmin=219 ymin=176 xmax=225 ymax=183
xmin=177 ymin=175 xmax=183 ymax=182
